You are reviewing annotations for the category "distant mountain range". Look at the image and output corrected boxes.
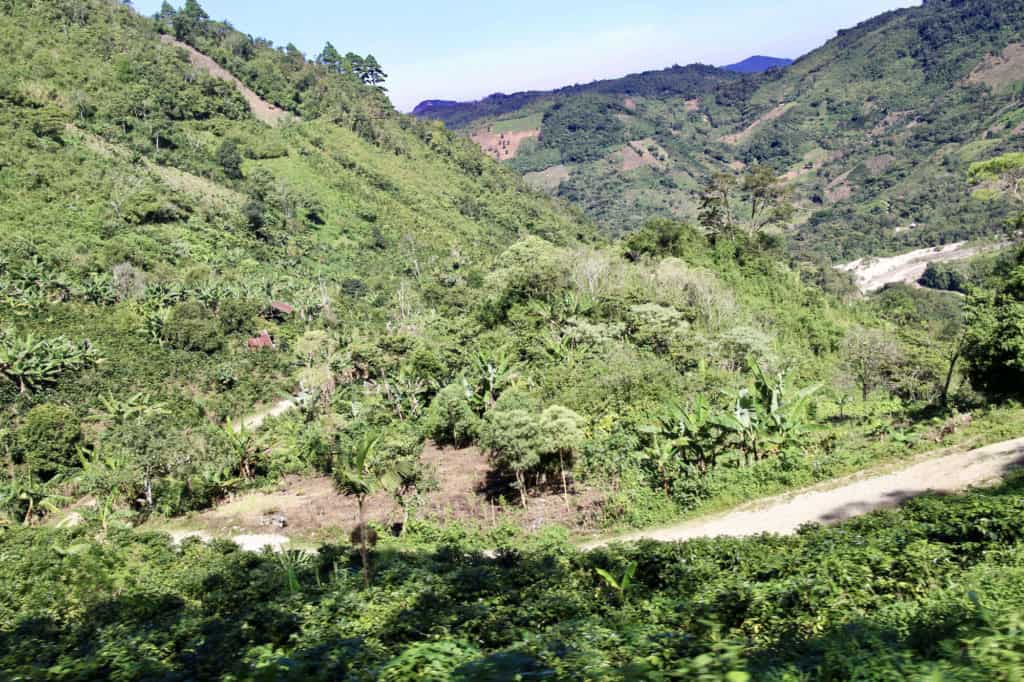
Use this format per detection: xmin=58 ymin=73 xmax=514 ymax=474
xmin=410 ymin=63 xmax=735 ymax=129
xmin=410 ymin=57 xmax=789 ymax=118
xmin=722 ymin=55 xmax=793 ymax=73
xmin=411 ymin=55 xmax=794 ymax=116
xmin=410 ymin=0 xmax=1024 ymax=258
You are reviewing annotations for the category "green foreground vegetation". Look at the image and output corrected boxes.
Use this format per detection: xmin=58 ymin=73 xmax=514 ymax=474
xmin=2 ymin=475 xmax=1024 ymax=679
xmin=2 ymin=0 xmax=1024 ymax=679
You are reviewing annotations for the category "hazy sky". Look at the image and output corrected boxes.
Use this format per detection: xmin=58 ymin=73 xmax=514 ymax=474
xmin=133 ymin=1 xmax=921 ymax=112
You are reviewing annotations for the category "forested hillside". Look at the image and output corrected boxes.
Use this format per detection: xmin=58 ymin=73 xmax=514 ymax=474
xmin=2 ymin=0 xmax=1024 ymax=679
xmin=419 ymin=0 xmax=1024 ymax=259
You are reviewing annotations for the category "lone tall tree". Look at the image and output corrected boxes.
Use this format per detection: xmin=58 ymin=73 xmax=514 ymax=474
xmin=698 ymin=173 xmax=736 ymax=239
xmin=360 ymin=55 xmax=387 ymax=89
xmin=173 ymin=0 xmax=209 ymax=41
xmin=843 ymin=326 xmax=901 ymax=402
xmin=317 ymin=42 xmax=343 ymax=74
xmin=741 ymin=165 xmax=794 ymax=233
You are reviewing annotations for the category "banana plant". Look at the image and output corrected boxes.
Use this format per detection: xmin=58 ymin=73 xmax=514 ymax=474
xmin=595 ymin=561 xmax=638 ymax=605
xmin=89 ymin=392 xmax=169 ymax=426
xmin=222 ymin=419 xmax=271 ymax=481
xmin=464 ymin=345 xmax=518 ymax=414
xmin=0 ymin=475 xmax=69 ymax=526
xmin=276 ymin=550 xmax=315 ymax=595
xmin=715 ymin=360 xmax=820 ymax=465
xmin=333 ymin=433 xmax=420 ymax=584
xmin=332 ymin=433 xmax=396 ymax=588
xmin=0 ymin=332 xmax=103 ymax=393
xmin=643 ymin=396 xmax=728 ymax=478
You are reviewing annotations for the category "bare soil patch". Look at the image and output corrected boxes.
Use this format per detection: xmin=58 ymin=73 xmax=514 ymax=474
xmin=470 ymin=128 xmax=540 ymax=160
xmin=524 ymin=164 xmax=571 ymax=192
xmin=684 ymin=98 xmax=701 ymax=112
xmin=169 ymin=443 xmax=605 ymax=543
xmin=160 ymin=35 xmax=295 ymax=126
xmin=965 ymin=42 xmax=1024 ymax=91
xmin=865 ymin=154 xmax=896 ymax=176
xmin=825 ymin=170 xmax=853 ymax=203
xmin=871 ymin=110 xmax=913 ymax=137
xmin=623 ymin=97 xmax=637 ymax=111
xmin=610 ymin=139 xmax=667 ymax=171
xmin=837 ymin=241 xmax=1009 ymax=293
xmin=720 ymin=103 xmax=794 ymax=145
xmin=618 ymin=139 xmax=666 ymax=171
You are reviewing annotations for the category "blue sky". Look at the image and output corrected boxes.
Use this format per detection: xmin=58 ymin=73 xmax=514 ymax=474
xmin=133 ymin=1 xmax=921 ymax=111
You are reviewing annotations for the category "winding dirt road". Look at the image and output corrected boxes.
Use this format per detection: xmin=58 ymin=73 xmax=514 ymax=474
xmin=583 ymin=437 xmax=1024 ymax=549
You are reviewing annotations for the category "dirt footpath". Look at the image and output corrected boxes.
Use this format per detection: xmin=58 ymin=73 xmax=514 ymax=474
xmin=159 ymin=35 xmax=295 ymax=126
xmin=584 ymin=437 xmax=1024 ymax=549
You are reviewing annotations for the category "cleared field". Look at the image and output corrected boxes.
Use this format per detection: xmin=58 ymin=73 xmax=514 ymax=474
xmin=492 ymin=113 xmax=544 ymax=134
xmin=524 ymin=164 xmax=571 ymax=192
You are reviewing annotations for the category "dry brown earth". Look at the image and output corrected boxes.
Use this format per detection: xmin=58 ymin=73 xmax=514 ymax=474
xmin=965 ymin=42 xmax=1024 ymax=91
xmin=720 ymin=103 xmax=795 ymax=144
xmin=470 ymin=128 xmax=540 ymax=160
xmin=159 ymin=35 xmax=295 ymax=126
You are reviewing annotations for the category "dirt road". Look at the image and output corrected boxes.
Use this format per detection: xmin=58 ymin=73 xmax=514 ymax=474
xmin=838 ymin=241 xmax=1007 ymax=293
xmin=234 ymin=392 xmax=310 ymax=432
xmin=583 ymin=437 xmax=1024 ymax=549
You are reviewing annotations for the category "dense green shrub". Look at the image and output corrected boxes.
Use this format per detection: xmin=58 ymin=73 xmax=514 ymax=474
xmin=163 ymin=302 xmax=223 ymax=352
xmin=622 ymin=218 xmax=708 ymax=262
xmin=0 ymin=475 xmax=1022 ymax=678
xmin=217 ymin=298 xmax=258 ymax=334
xmin=964 ymin=265 xmax=1024 ymax=399
xmin=920 ymin=261 xmax=968 ymax=293
xmin=215 ymin=139 xmax=244 ymax=180
xmin=423 ymin=383 xmax=481 ymax=448
xmin=13 ymin=404 xmax=83 ymax=480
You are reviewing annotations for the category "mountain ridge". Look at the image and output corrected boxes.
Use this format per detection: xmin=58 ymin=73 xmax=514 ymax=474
xmin=411 ymin=62 xmax=738 ymax=128
xmin=722 ymin=55 xmax=794 ymax=73
xmin=413 ymin=0 xmax=1024 ymax=257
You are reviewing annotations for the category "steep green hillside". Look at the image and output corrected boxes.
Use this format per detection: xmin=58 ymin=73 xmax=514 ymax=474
xmin=422 ymin=0 xmax=1024 ymax=258
xmin=0 ymin=0 xmax=595 ymax=515
xmin=3 ymin=1 xmax=1024 ymax=679
xmin=0 ymin=0 xmax=584 ymax=413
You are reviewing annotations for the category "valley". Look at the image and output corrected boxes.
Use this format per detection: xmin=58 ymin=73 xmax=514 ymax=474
xmin=2 ymin=0 xmax=1024 ymax=678
xmin=417 ymin=3 xmax=1024 ymax=262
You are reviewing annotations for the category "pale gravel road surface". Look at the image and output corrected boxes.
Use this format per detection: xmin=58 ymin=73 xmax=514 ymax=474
xmin=234 ymin=392 xmax=311 ymax=432
xmin=583 ymin=437 xmax=1024 ymax=549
